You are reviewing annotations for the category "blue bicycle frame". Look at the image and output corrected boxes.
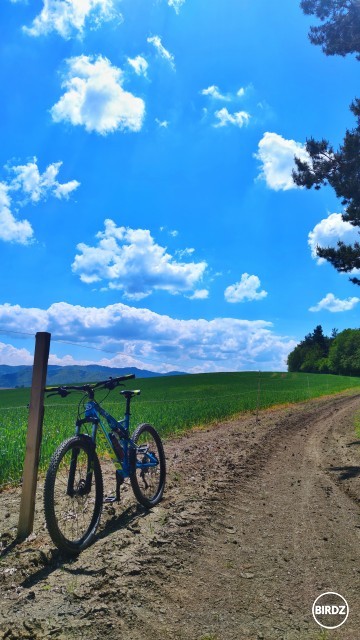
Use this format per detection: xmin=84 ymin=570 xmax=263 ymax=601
xmin=75 ymin=397 xmax=159 ymax=481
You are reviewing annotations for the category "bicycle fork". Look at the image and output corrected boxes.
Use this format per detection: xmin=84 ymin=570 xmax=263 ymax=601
xmin=67 ymin=446 xmax=94 ymax=497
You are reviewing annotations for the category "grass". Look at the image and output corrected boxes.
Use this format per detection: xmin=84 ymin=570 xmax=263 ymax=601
xmin=1 ymin=371 xmax=360 ymax=487
xmin=354 ymin=410 xmax=360 ymax=439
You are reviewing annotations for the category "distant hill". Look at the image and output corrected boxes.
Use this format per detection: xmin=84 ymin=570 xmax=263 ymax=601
xmin=0 ymin=364 xmax=187 ymax=389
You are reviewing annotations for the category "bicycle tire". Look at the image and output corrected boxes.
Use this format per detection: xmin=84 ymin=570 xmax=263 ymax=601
xmin=130 ymin=423 xmax=166 ymax=508
xmin=44 ymin=435 xmax=103 ymax=555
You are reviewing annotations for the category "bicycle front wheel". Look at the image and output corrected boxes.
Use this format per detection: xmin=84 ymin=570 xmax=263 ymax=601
xmin=130 ymin=423 xmax=166 ymax=508
xmin=44 ymin=435 xmax=103 ymax=555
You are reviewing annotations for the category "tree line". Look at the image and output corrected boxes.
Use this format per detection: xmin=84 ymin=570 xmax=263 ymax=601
xmin=287 ymin=325 xmax=360 ymax=376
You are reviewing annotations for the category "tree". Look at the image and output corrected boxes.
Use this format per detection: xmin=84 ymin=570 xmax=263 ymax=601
xmin=300 ymin=1 xmax=360 ymax=59
xmin=327 ymin=328 xmax=360 ymax=375
xmin=293 ymin=99 xmax=360 ymax=284
xmin=294 ymin=1 xmax=360 ymax=284
xmin=287 ymin=325 xmax=331 ymax=372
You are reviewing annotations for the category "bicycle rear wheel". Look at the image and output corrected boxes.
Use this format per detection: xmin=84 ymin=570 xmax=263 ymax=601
xmin=44 ymin=435 xmax=103 ymax=555
xmin=130 ymin=423 xmax=166 ymax=508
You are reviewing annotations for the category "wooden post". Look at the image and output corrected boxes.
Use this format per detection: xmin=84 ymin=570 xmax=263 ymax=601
xmin=17 ymin=332 xmax=51 ymax=541
xmin=256 ymin=370 xmax=261 ymax=423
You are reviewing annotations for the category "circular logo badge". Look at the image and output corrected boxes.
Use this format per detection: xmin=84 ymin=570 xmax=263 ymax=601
xmin=312 ymin=592 xmax=349 ymax=629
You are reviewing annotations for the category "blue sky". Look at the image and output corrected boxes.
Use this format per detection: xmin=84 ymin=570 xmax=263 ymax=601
xmin=0 ymin=0 xmax=359 ymax=373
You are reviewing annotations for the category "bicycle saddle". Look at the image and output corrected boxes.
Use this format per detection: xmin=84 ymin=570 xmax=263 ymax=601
xmin=120 ymin=389 xmax=141 ymax=398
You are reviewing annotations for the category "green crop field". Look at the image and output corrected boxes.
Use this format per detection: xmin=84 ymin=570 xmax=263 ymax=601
xmin=1 ymin=371 xmax=360 ymax=487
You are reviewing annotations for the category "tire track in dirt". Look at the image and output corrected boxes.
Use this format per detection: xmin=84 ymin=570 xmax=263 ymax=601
xmin=0 ymin=393 xmax=359 ymax=640
xmin=150 ymin=394 xmax=360 ymax=640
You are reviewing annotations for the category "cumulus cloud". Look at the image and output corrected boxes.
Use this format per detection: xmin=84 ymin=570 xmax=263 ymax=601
xmin=187 ymin=289 xmax=209 ymax=300
xmin=308 ymin=212 xmax=360 ymax=264
xmin=224 ymin=273 xmax=268 ymax=303
xmin=0 ymin=340 xmax=103 ymax=367
xmin=0 ymin=341 xmax=35 ymax=366
xmin=214 ymin=108 xmax=250 ymax=128
xmin=0 ymin=301 xmax=296 ymax=372
xmin=23 ymin=0 xmax=120 ymax=39
xmin=72 ymin=219 xmax=207 ymax=298
xmin=10 ymin=158 xmax=80 ymax=202
xmin=127 ymin=55 xmax=148 ymax=76
xmin=0 ymin=183 xmax=33 ymax=244
xmin=168 ymin=0 xmax=186 ymax=13
xmin=0 ymin=158 xmax=79 ymax=244
xmin=51 ymin=55 xmax=145 ymax=135
xmin=255 ymin=132 xmax=309 ymax=191
xmin=309 ymin=293 xmax=360 ymax=313
xmin=147 ymin=36 xmax=175 ymax=69
xmin=201 ymin=85 xmax=230 ymax=101
xmin=202 ymin=85 xmax=249 ymax=102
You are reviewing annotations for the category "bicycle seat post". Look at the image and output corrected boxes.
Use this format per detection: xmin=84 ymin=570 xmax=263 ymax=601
xmin=120 ymin=390 xmax=140 ymax=430
xmin=124 ymin=394 xmax=132 ymax=419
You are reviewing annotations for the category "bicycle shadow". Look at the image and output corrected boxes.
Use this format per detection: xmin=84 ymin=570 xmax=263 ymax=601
xmin=0 ymin=538 xmax=18 ymax=560
xmin=2 ymin=503 xmax=150 ymax=590
xmin=328 ymin=465 xmax=360 ymax=481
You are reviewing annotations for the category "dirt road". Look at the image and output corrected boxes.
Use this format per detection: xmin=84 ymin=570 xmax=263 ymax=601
xmin=1 ymin=392 xmax=360 ymax=640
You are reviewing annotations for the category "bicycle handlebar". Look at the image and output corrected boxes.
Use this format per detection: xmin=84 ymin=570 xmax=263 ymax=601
xmin=45 ymin=374 xmax=136 ymax=397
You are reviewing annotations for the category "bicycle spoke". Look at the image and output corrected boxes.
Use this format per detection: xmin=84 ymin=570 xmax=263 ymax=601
xmin=130 ymin=423 xmax=166 ymax=508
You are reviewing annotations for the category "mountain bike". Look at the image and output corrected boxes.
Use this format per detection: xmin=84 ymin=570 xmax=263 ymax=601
xmin=43 ymin=374 xmax=166 ymax=555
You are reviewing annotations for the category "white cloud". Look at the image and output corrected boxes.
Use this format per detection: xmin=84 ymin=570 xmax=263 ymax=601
xmin=155 ymin=118 xmax=169 ymax=128
xmin=176 ymin=247 xmax=194 ymax=258
xmin=51 ymin=55 xmax=145 ymax=135
xmin=0 ymin=340 xmax=100 ymax=367
xmin=168 ymin=0 xmax=185 ymax=13
xmin=0 ymin=158 xmax=79 ymax=245
xmin=0 ymin=301 xmax=296 ymax=372
xmin=127 ymin=55 xmax=148 ymax=76
xmin=160 ymin=225 xmax=178 ymax=236
xmin=202 ymin=85 xmax=249 ymax=102
xmin=0 ymin=183 xmax=33 ymax=245
xmin=255 ymin=132 xmax=309 ymax=191
xmin=224 ymin=273 xmax=268 ymax=303
xmin=214 ymin=108 xmax=250 ymax=128
xmin=308 ymin=212 xmax=359 ymax=264
xmin=72 ymin=219 xmax=207 ymax=298
xmin=147 ymin=36 xmax=175 ymax=69
xmin=10 ymin=158 xmax=80 ymax=202
xmin=187 ymin=289 xmax=209 ymax=300
xmin=201 ymin=85 xmax=230 ymax=101
xmin=309 ymin=293 xmax=360 ymax=313
xmin=23 ymin=0 xmax=120 ymax=39
xmin=0 ymin=341 xmax=34 ymax=366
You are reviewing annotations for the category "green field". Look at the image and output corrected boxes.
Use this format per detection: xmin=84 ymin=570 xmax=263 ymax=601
xmin=1 ymin=371 xmax=360 ymax=487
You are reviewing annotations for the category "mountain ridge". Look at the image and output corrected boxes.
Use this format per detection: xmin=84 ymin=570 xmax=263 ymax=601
xmin=0 ymin=364 xmax=187 ymax=388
